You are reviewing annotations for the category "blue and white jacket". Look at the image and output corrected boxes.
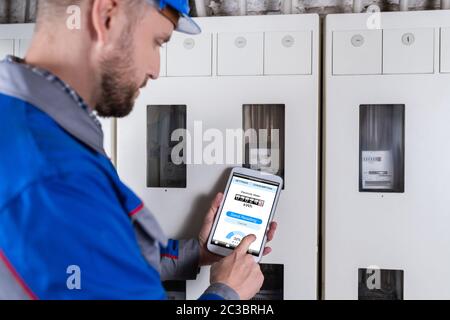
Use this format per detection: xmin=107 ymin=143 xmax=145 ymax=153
xmin=0 ymin=57 xmax=238 ymax=300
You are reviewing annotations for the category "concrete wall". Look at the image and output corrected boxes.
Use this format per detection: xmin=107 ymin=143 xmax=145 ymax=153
xmin=0 ymin=0 xmax=36 ymax=23
xmin=194 ymin=0 xmax=442 ymax=16
xmin=0 ymin=0 xmax=444 ymax=24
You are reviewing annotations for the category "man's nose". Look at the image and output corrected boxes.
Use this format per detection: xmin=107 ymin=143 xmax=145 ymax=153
xmin=149 ymin=71 xmax=159 ymax=80
xmin=146 ymin=66 xmax=159 ymax=81
xmin=149 ymin=49 xmax=161 ymax=80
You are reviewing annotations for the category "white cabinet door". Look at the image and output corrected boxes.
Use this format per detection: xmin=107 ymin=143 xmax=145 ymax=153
xmin=264 ymin=31 xmax=312 ymax=75
xmin=217 ymin=32 xmax=264 ymax=76
xmin=383 ymin=28 xmax=434 ymax=74
xmin=0 ymin=39 xmax=14 ymax=60
xmin=16 ymin=39 xmax=32 ymax=58
xmin=332 ymin=30 xmax=382 ymax=75
xmin=441 ymin=28 xmax=450 ymax=73
xmin=167 ymin=33 xmax=212 ymax=77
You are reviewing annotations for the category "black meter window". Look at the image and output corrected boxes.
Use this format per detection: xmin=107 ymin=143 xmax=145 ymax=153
xmin=147 ymin=105 xmax=187 ymax=188
xmin=359 ymin=104 xmax=405 ymax=193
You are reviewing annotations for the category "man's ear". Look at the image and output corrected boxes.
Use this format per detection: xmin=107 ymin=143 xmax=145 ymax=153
xmin=91 ymin=0 xmax=120 ymax=44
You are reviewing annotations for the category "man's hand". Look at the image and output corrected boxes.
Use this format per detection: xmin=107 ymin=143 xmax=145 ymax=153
xmin=210 ymin=234 xmax=264 ymax=300
xmin=198 ymin=192 xmax=278 ymax=267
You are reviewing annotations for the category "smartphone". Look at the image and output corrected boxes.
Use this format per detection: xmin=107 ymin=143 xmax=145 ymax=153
xmin=207 ymin=167 xmax=283 ymax=262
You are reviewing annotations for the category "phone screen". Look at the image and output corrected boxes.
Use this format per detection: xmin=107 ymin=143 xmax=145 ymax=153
xmin=210 ymin=173 xmax=280 ymax=256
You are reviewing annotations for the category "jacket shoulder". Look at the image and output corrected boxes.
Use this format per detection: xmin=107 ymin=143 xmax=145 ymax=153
xmin=0 ymin=93 xmax=106 ymax=209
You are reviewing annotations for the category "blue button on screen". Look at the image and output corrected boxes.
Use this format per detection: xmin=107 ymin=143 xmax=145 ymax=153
xmin=226 ymin=211 xmax=262 ymax=225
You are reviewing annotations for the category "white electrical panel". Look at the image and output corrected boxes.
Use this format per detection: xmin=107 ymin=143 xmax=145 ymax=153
xmin=441 ymin=28 xmax=450 ymax=73
xmin=99 ymin=117 xmax=113 ymax=160
xmin=0 ymin=24 xmax=33 ymax=59
xmin=264 ymin=31 xmax=312 ymax=75
xmin=167 ymin=33 xmax=212 ymax=77
xmin=324 ymin=10 xmax=450 ymax=299
xmin=118 ymin=14 xmax=320 ymax=300
xmin=217 ymin=32 xmax=264 ymax=76
xmin=332 ymin=30 xmax=382 ymax=75
xmin=0 ymin=39 xmax=14 ymax=59
xmin=16 ymin=39 xmax=31 ymax=58
xmin=383 ymin=28 xmax=434 ymax=74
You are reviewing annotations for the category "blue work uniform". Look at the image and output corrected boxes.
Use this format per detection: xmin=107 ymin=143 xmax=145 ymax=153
xmin=0 ymin=56 xmax=238 ymax=300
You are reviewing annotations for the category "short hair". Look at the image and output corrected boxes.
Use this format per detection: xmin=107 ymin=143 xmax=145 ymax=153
xmin=36 ymin=1 xmax=82 ymax=25
xmin=36 ymin=0 xmax=148 ymax=28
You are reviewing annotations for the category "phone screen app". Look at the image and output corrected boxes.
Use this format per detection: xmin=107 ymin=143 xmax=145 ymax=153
xmin=211 ymin=173 xmax=280 ymax=256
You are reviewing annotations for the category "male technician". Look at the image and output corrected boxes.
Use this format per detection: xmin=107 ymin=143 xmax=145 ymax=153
xmin=0 ymin=0 xmax=277 ymax=299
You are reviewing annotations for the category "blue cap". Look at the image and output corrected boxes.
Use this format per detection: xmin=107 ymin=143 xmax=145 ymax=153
xmin=151 ymin=0 xmax=201 ymax=35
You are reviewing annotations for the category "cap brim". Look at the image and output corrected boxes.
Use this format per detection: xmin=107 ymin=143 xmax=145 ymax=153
xmin=176 ymin=14 xmax=201 ymax=35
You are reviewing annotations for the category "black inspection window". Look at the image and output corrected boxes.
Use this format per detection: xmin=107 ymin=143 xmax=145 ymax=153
xmin=359 ymin=104 xmax=405 ymax=193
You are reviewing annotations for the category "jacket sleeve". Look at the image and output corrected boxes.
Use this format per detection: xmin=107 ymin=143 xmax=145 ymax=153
xmin=160 ymin=239 xmax=200 ymax=281
xmin=199 ymin=283 xmax=240 ymax=300
xmin=0 ymin=171 xmax=167 ymax=300
xmin=160 ymin=239 xmax=240 ymax=300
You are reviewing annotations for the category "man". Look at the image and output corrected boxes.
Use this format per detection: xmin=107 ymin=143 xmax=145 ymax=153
xmin=0 ymin=0 xmax=277 ymax=300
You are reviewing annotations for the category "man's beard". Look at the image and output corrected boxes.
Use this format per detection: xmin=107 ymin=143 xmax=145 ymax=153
xmin=95 ymin=51 xmax=140 ymax=118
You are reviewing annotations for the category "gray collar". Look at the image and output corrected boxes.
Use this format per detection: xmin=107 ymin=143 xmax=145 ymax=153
xmin=0 ymin=59 xmax=106 ymax=156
